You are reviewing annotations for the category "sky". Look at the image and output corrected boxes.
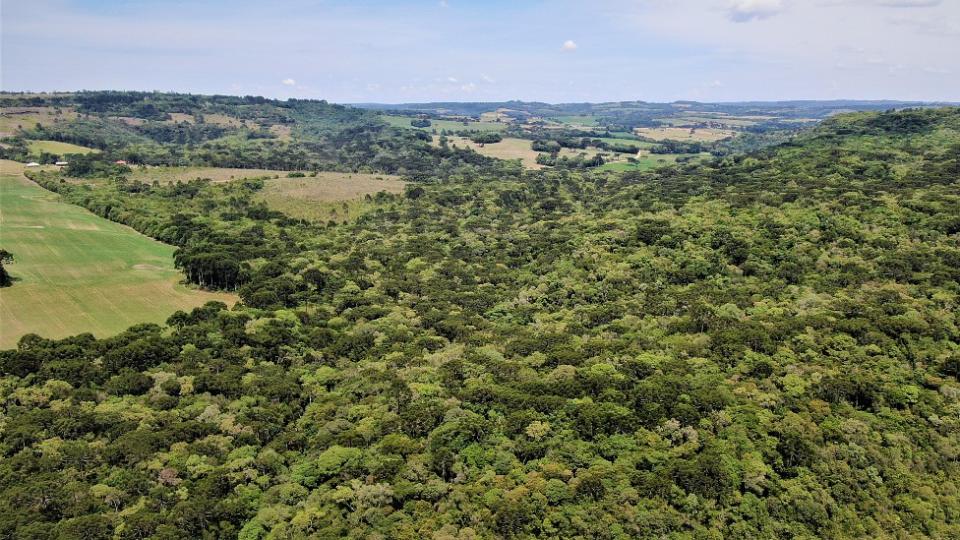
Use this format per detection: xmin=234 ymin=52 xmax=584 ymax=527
xmin=2 ymin=0 xmax=958 ymax=103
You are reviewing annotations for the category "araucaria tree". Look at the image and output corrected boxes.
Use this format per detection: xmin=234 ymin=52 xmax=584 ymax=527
xmin=0 ymin=250 xmax=13 ymax=287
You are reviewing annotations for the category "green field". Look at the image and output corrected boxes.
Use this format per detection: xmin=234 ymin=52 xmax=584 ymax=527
xmin=549 ymin=114 xmax=602 ymax=127
xmin=27 ymin=139 xmax=100 ymax=155
xmin=598 ymin=151 xmax=710 ymax=172
xmin=381 ymin=114 xmax=508 ymax=132
xmin=0 ymin=160 xmax=234 ymax=348
xmin=597 ymin=136 xmax=653 ymax=147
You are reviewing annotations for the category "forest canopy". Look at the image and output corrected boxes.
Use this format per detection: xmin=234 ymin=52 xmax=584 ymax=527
xmin=0 ymin=105 xmax=958 ymax=538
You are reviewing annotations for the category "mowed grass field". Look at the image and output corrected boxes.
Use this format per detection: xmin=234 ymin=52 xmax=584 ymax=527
xmin=254 ymin=172 xmax=406 ymax=222
xmin=0 ymin=160 xmax=234 ymax=348
xmin=27 ymin=140 xmax=100 ymax=155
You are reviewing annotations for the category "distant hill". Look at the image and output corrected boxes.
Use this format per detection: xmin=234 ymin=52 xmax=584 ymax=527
xmin=0 ymin=91 xmax=496 ymax=174
xmin=352 ymin=98 xmax=958 ymax=119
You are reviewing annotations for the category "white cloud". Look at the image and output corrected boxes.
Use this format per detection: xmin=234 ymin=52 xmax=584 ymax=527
xmin=561 ymin=39 xmax=578 ymax=51
xmin=460 ymin=82 xmax=477 ymax=92
xmin=875 ymin=0 xmax=939 ymax=6
xmin=886 ymin=16 xmax=960 ymax=36
xmin=447 ymin=76 xmax=459 ymax=83
xmin=481 ymin=73 xmax=496 ymax=83
xmin=727 ymin=0 xmax=785 ymax=22
xmin=281 ymin=78 xmax=296 ymax=86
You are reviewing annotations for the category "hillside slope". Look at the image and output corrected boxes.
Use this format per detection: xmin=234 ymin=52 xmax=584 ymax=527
xmin=0 ymin=108 xmax=958 ymax=539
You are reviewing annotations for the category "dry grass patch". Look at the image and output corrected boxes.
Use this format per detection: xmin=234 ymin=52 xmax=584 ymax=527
xmin=269 ymin=124 xmax=293 ymax=140
xmin=635 ymin=126 xmax=735 ymax=142
xmin=255 ymin=173 xmax=405 ymax=222
xmin=435 ymin=136 xmax=545 ymax=169
xmin=433 ymin=136 xmax=634 ymax=169
xmin=167 ymin=112 xmax=196 ymax=124
xmin=0 ymin=106 xmax=78 ymax=137
xmin=127 ymin=166 xmax=291 ymax=184
xmin=201 ymin=113 xmax=251 ymax=128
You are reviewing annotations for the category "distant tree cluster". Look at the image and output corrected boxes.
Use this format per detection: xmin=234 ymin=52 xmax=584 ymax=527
xmin=469 ymin=132 xmax=502 ymax=145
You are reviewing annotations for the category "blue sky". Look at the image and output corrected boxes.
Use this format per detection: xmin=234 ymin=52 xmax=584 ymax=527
xmin=2 ymin=0 xmax=958 ymax=103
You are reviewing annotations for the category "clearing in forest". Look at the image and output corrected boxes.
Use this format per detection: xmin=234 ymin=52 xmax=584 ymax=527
xmin=634 ymin=126 xmax=736 ymax=142
xmin=27 ymin=140 xmax=100 ymax=155
xmin=254 ymin=172 xmax=406 ymax=222
xmin=126 ymin=166 xmax=291 ymax=184
xmin=0 ymin=160 xmax=234 ymax=348
xmin=598 ymin=151 xmax=712 ymax=172
xmin=433 ymin=136 xmax=636 ymax=169
xmin=0 ymin=106 xmax=78 ymax=137
xmin=381 ymin=114 xmax=507 ymax=132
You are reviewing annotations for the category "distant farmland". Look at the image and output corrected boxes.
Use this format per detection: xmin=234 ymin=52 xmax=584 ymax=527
xmin=0 ymin=106 xmax=78 ymax=137
xmin=125 ymin=166 xmax=291 ymax=184
xmin=599 ymin=151 xmax=712 ymax=172
xmin=549 ymin=114 xmax=602 ymax=127
xmin=635 ymin=126 xmax=736 ymax=142
xmin=381 ymin=114 xmax=508 ymax=132
xmin=0 ymin=160 xmax=234 ymax=347
xmin=433 ymin=136 xmax=637 ymax=169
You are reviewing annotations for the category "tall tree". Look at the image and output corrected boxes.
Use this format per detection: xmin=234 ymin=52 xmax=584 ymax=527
xmin=0 ymin=249 xmax=13 ymax=287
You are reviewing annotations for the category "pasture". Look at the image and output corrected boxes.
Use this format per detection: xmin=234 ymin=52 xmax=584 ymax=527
xmin=435 ymin=136 xmax=636 ymax=169
xmin=199 ymin=113 xmax=249 ymax=127
xmin=0 ymin=106 xmax=77 ymax=137
xmin=436 ymin=136 xmax=545 ymax=168
xmin=479 ymin=111 xmax=515 ymax=123
xmin=658 ymin=113 xmax=764 ymax=128
xmin=549 ymin=114 xmax=602 ymax=127
xmin=381 ymin=114 xmax=507 ymax=132
xmin=634 ymin=126 xmax=735 ymax=142
xmin=599 ymin=151 xmax=711 ymax=172
xmin=126 ymin=166 xmax=290 ymax=184
xmin=27 ymin=140 xmax=100 ymax=155
xmin=597 ymin=136 xmax=653 ymax=148
xmin=254 ymin=172 xmax=406 ymax=222
xmin=0 ymin=160 xmax=234 ymax=348
xmin=167 ymin=112 xmax=197 ymax=123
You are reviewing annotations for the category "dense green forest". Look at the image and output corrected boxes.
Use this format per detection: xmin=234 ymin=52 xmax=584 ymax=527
xmin=1 ymin=107 xmax=959 ymax=538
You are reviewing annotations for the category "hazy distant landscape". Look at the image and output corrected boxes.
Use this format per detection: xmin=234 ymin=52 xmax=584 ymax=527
xmin=1 ymin=0 xmax=959 ymax=538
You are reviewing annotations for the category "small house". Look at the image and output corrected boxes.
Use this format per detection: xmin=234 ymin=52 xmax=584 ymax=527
xmin=25 ymin=162 xmax=40 ymax=167
xmin=114 ymin=160 xmax=128 ymax=165
xmin=55 ymin=161 xmax=69 ymax=166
